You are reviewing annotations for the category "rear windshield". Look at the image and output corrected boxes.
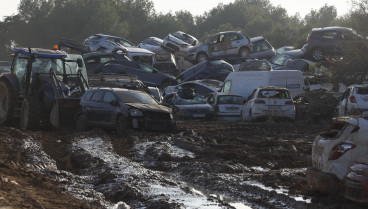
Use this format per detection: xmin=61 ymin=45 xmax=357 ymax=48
xmin=176 ymin=96 xmax=207 ymax=105
xmin=257 ymin=89 xmax=291 ymax=99
xmin=356 ymin=87 xmax=368 ymax=94
xmin=218 ymin=95 xmax=243 ymax=104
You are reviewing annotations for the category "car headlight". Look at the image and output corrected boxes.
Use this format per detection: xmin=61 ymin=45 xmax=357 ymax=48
xmin=130 ymin=109 xmax=143 ymax=117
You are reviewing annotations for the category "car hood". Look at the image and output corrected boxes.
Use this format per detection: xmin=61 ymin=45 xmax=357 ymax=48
xmin=125 ymin=103 xmax=171 ymax=113
xmin=125 ymin=47 xmax=154 ymax=55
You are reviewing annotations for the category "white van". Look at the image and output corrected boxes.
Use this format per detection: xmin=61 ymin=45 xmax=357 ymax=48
xmin=221 ymin=70 xmax=306 ymax=99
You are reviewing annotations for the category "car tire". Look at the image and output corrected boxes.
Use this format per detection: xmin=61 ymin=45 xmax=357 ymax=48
xmin=116 ymin=115 xmax=128 ymax=136
xmin=196 ymin=53 xmax=207 ymax=63
xmin=20 ymin=98 xmax=40 ymax=131
xmin=239 ymin=47 xmax=250 ymax=58
xmin=0 ymin=79 xmax=16 ymax=125
xmin=76 ymin=113 xmax=88 ymax=131
xmin=311 ymin=48 xmax=324 ymax=61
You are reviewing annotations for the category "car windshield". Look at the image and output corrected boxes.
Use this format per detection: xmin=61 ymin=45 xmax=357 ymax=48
xmin=356 ymin=87 xmax=368 ymax=94
xmin=240 ymin=60 xmax=272 ymax=71
xmin=116 ymin=91 xmax=157 ymax=104
xmin=118 ymin=39 xmax=135 ymax=47
xmin=257 ymin=89 xmax=291 ymax=99
xmin=218 ymin=95 xmax=243 ymax=104
xmin=270 ymin=54 xmax=293 ymax=66
xmin=176 ymin=96 xmax=207 ymax=105
xmin=137 ymin=62 xmax=154 ymax=73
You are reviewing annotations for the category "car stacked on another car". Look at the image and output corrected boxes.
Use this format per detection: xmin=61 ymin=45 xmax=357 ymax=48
xmin=205 ymin=92 xmax=243 ymax=121
xmin=163 ymin=31 xmax=199 ymax=53
xmin=176 ymin=60 xmax=234 ymax=83
xmin=241 ymin=86 xmax=296 ymax=121
xmin=76 ymin=88 xmax=176 ymax=134
xmin=249 ymin=36 xmax=276 ymax=60
xmin=336 ymin=84 xmax=368 ymax=116
xmin=163 ymin=88 xmax=215 ymax=120
xmin=185 ymin=31 xmax=253 ymax=63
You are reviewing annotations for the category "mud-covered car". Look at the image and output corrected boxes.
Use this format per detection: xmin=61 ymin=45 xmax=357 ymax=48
xmin=307 ymin=116 xmax=368 ymax=194
xmin=163 ymin=31 xmax=198 ymax=53
xmin=185 ymin=31 xmax=252 ymax=63
xmin=76 ymin=88 xmax=175 ymax=134
xmin=241 ymin=86 xmax=295 ymax=121
xmin=164 ymin=79 xmax=222 ymax=98
xmin=176 ymin=60 xmax=233 ymax=83
xmin=95 ymin=59 xmax=177 ymax=89
xmin=84 ymin=34 xmax=155 ymax=66
xmin=163 ymin=89 xmax=215 ymax=120
xmin=345 ymin=162 xmax=368 ymax=204
xmin=205 ymin=92 xmax=243 ymax=121
xmin=336 ymin=84 xmax=368 ymax=116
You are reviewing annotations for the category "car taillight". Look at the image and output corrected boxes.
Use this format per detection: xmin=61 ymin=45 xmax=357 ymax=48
xmin=255 ymin=99 xmax=265 ymax=104
xmin=328 ymin=143 xmax=356 ymax=160
xmin=308 ymin=38 xmax=313 ymax=42
xmin=285 ymin=100 xmax=294 ymax=105
xmin=350 ymin=96 xmax=357 ymax=103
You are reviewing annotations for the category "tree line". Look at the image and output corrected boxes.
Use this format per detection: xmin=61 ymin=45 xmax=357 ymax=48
xmin=0 ymin=0 xmax=367 ymax=84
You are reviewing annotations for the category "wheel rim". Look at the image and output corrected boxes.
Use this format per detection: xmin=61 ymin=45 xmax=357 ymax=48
xmin=312 ymin=49 xmax=323 ymax=60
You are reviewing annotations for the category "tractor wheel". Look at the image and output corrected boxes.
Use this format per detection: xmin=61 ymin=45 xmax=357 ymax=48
xmin=0 ymin=80 xmax=16 ymax=125
xmin=20 ymin=98 xmax=40 ymax=131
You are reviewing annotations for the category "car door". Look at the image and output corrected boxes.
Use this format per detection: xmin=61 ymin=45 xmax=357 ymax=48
xmin=101 ymin=91 xmax=119 ymax=126
xmin=226 ymin=33 xmax=242 ymax=55
xmin=87 ymin=90 xmax=105 ymax=123
xmin=337 ymin=88 xmax=351 ymax=116
xmin=208 ymin=34 xmax=227 ymax=58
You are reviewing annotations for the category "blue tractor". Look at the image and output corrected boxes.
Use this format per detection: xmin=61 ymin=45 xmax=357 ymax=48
xmin=0 ymin=48 xmax=89 ymax=130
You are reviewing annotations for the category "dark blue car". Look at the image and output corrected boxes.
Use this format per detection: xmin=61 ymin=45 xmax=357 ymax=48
xmin=176 ymin=60 xmax=234 ymax=83
xmin=95 ymin=59 xmax=177 ymax=89
xmin=75 ymin=88 xmax=176 ymax=135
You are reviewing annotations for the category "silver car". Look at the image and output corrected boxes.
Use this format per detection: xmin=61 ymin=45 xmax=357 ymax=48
xmin=84 ymin=34 xmax=155 ymax=66
xmin=163 ymin=31 xmax=199 ymax=53
xmin=185 ymin=31 xmax=253 ymax=63
xmin=205 ymin=92 xmax=244 ymax=121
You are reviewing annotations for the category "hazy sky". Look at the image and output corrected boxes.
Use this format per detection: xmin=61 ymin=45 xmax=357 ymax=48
xmin=0 ymin=0 xmax=353 ymax=20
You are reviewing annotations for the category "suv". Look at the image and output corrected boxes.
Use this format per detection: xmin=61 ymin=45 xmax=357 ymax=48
xmin=302 ymin=26 xmax=358 ymax=61
xmin=336 ymin=84 xmax=368 ymax=116
xmin=185 ymin=31 xmax=253 ymax=63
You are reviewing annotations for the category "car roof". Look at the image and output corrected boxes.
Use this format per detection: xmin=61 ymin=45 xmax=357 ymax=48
xmin=88 ymin=87 xmax=143 ymax=94
xmin=250 ymin=36 xmax=265 ymax=42
xmin=258 ymin=86 xmax=289 ymax=91
xmin=13 ymin=48 xmax=67 ymax=59
xmin=312 ymin=26 xmax=352 ymax=32
xmin=213 ymin=92 xmax=242 ymax=97
xmin=348 ymin=84 xmax=368 ymax=88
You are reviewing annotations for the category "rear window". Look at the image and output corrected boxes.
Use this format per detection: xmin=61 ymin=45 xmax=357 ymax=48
xmin=257 ymin=89 xmax=291 ymax=99
xmin=356 ymin=87 xmax=368 ymax=95
xmin=218 ymin=95 xmax=243 ymax=104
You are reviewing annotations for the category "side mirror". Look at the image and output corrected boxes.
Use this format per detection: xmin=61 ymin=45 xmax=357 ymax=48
xmin=77 ymin=58 xmax=84 ymax=68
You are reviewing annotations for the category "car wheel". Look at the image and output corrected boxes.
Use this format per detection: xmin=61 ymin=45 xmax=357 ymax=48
xmin=116 ymin=115 xmax=128 ymax=136
xmin=311 ymin=48 xmax=324 ymax=61
xmin=0 ymin=80 xmax=16 ymax=125
xmin=76 ymin=114 xmax=88 ymax=131
xmin=196 ymin=53 xmax=207 ymax=63
xmin=239 ymin=47 xmax=250 ymax=58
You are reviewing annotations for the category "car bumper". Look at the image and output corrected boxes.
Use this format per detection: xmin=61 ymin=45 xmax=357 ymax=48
xmin=344 ymin=166 xmax=368 ymax=203
xmin=252 ymin=109 xmax=295 ymax=120
xmin=306 ymin=167 xmax=343 ymax=194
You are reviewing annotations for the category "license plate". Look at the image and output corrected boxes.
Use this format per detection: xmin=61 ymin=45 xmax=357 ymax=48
xmin=193 ymin=114 xmax=205 ymax=118
xmin=268 ymin=105 xmax=281 ymax=110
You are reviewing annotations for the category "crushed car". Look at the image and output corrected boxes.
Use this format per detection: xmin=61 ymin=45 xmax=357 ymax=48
xmin=307 ymin=115 xmax=368 ymax=194
xmin=336 ymin=84 xmax=368 ymax=116
xmin=185 ymin=31 xmax=253 ymax=63
xmin=163 ymin=31 xmax=198 ymax=53
xmin=76 ymin=87 xmax=176 ymax=134
xmin=163 ymin=88 xmax=215 ymax=120
xmin=241 ymin=86 xmax=296 ymax=121
xmin=176 ymin=60 xmax=233 ymax=83
xmin=205 ymin=92 xmax=243 ymax=121
xmin=249 ymin=36 xmax=276 ymax=60
xmin=164 ymin=79 xmax=222 ymax=97
xmin=269 ymin=49 xmax=306 ymax=70
xmin=83 ymin=51 xmax=130 ymax=74
xmin=84 ymin=34 xmax=156 ymax=66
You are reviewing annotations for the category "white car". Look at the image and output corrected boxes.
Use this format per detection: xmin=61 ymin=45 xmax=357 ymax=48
xmin=307 ymin=116 xmax=368 ymax=193
xmin=241 ymin=86 xmax=295 ymax=121
xmin=336 ymin=84 xmax=368 ymax=116
xmin=205 ymin=92 xmax=243 ymax=121
xmin=163 ymin=31 xmax=198 ymax=53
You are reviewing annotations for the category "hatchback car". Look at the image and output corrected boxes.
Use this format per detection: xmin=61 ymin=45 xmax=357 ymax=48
xmin=163 ymin=89 xmax=215 ymax=120
xmin=241 ymin=86 xmax=295 ymax=121
xmin=76 ymin=88 xmax=175 ymax=134
xmin=302 ymin=27 xmax=359 ymax=61
xmin=95 ymin=60 xmax=177 ymax=89
xmin=205 ymin=92 xmax=243 ymax=121
xmin=176 ymin=60 xmax=233 ymax=83
xmin=307 ymin=116 xmax=368 ymax=194
xmin=336 ymin=84 xmax=368 ymax=116
xmin=84 ymin=34 xmax=155 ymax=66
xmin=249 ymin=36 xmax=276 ymax=60
xmin=185 ymin=31 xmax=253 ymax=63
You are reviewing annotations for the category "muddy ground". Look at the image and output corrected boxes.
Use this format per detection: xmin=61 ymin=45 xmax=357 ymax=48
xmin=0 ymin=120 xmax=366 ymax=209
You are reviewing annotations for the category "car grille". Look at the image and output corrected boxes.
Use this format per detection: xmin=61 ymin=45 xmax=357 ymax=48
xmin=146 ymin=111 xmax=171 ymax=120
xmin=345 ymin=179 xmax=363 ymax=200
